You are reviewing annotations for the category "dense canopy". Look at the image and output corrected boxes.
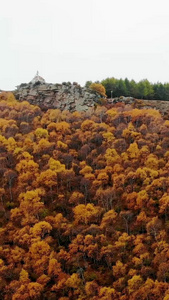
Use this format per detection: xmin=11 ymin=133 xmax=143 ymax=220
xmin=1 ymin=92 xmax=169 ymax=299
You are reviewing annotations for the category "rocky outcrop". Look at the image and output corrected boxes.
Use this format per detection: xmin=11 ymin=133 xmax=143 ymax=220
xmin=14 ymin=81 xmax=102 ymax=112
xmin=107 ymin=96 xmax=135 ymax=104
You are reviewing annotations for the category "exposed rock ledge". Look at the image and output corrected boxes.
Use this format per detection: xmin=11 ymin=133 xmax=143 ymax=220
xmin=13 ymin=81 xmax=102 ymax=112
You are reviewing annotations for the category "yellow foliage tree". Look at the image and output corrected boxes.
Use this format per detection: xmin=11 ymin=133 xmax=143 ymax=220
xmin=128 ymin=275 xmax=143 ymax=293
xmin=48 ymin=258 xmax=61 ymax=277
xmin=89 ymin=83 xmax=107 ymax=97
xmin=73 ymin=203 xmax=101 ymax=225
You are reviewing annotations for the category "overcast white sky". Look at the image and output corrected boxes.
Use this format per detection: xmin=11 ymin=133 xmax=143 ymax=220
xmin=1 ymin=0 xmax=169 ymax=90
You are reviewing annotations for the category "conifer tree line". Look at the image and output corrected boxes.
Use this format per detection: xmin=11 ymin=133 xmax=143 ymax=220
xmin=86 ymin=78 xmax=169 ymax=100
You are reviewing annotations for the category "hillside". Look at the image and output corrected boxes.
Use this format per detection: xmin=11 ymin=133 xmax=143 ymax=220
xmin=1 ymin=92 xmax=169 ymax=299
xmin=135 ymin=99 xmax=169 ymax=117
xmin=12 ymin=75 xmax=169 ymax=116
xmin=109 ymin=97 xmax=169 ymax=117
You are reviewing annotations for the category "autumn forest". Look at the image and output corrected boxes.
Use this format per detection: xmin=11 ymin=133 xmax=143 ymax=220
xmin=1 ymin=92 xmax=169 ymax=299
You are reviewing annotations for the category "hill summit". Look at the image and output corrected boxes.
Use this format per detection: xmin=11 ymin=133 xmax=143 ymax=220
xmin=14 ymin=73 xmax=102 ymax=112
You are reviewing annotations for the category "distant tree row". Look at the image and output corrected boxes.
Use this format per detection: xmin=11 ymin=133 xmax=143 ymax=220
xmin=86 ymin=78 xmax=169 ymax=100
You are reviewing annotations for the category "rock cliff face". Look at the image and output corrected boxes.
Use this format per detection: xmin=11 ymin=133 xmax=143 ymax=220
xmin=14 ymin=81 xmax=102 ymax=112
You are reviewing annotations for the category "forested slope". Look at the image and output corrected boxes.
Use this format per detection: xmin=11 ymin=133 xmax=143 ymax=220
xmin=1 ymin=92 xmax=169 ymax=299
